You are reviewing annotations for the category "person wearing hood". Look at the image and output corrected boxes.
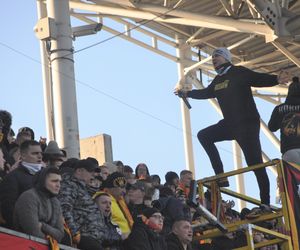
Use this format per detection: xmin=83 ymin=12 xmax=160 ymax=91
xmin=174 ymin=47 xmax=290 ymax=211
xmin=124 ymin=207 xmax=166 ymax=250
xmin=0 ymin=140 xmax=43 ymax=228
xmin=268 ymin=76 xmax=300 ymax=165
xmin=13 ymin=167 xmax=64 ymax=242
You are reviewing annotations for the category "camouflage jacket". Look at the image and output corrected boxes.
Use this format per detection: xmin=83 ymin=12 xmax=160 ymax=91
xmin=58 ymin=174 xmax=106 ymax=242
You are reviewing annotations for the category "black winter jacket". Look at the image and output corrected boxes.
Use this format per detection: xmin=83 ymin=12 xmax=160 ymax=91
xmin=0 ymin=164 xmax=35 ymax=228
xmin=125 ymin=219 xmax=166 ymax=250
xmin=187 ymin=66 xmax=278 ymax=126
xmin=166 ymin=232 xmax=192 ymax=250
xmin=268 ymin=78 xmax=300 ymax=153
xmin=153 ymin=196 xmax=191 ymax=235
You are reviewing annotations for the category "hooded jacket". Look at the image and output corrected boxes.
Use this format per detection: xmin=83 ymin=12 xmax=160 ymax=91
xmin=166 ymin=232 xmax=192 ymax=250
xmin=0 ymin=164 xmax=36 ymax=228
xmin=124 ymin=218 xmax=166 ymax=250
xmin=13 ymin=167 xmax=64 ymax=242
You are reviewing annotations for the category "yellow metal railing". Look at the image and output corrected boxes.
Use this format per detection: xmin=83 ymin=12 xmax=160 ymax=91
xmin=195 ymin=159 xmax=297 ymax=250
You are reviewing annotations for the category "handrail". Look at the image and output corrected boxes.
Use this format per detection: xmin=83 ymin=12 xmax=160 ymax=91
xmin=195 ymin=159 xmax=296 ymax=250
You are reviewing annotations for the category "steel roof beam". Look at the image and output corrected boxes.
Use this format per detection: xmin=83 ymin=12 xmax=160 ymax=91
xmin=186 ymin=8 xmax=226 ymax=45
xmin=69 ymin=1 xmax=273 ymax=35
xmin=219 ymin=0 xmax=236 ymax=17
xmin=184 ymin=35 xmax=256 ymax=74
xmin=71 ymin=14 xmax=179 ymax=62
xmin=237 ymin=44 xmax=296 ymax=66
xmin=271 ymin=41 xmax=300 ymax=69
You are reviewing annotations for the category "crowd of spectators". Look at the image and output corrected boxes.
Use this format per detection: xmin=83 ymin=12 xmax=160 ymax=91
xmin=0 ymin=110 xmax=289 ymax=249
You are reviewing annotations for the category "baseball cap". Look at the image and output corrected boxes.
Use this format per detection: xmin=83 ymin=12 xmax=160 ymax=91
xmin=74 ymin=159 xmax=97 ymax=172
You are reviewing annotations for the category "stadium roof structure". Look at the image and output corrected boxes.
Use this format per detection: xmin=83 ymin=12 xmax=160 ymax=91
xmin=36 ymin=0 xmax=300 ymax=200
xmin=69 ymin=0 xmax=300 ymax=82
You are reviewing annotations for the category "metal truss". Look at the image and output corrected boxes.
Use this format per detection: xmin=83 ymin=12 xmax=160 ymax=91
xmin=36 ymin=0 xmax=300 ymax=197
xmin=196 ymin=160 xmax=296 ymax=249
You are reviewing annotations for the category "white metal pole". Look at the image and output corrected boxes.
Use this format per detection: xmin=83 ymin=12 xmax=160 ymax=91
xmin=232 ymin=141 xmax=247 ymax=209
xmin=260 ymin=119 xmax=280 ymax=151
xmin=36 ymin=0 xmax=54 ymax=141
xmin=46 ymin=0 xmax=80 ymax=158
xmin=176 ymin=36 xmax=195 ymax=175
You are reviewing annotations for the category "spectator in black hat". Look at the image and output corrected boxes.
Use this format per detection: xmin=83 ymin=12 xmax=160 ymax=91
xmin=84 ymin=157 xmax=102 ymax=196
xmin=127 ymin=182 xmax=148 ymax=221
xmin=268 ymin=76 xmax=300 ymax=165
xmin=104 ymin=172 xmax=133 ymax=238
xmin=166 ymin=218 xmax=193 ymax=250
xmin=59 ymin=158 xmax=79 ymax=175
xmin=124 ymin=207 xmax=166 ymax=250
xmin=58 ymin=159 xmax=106 ymax=250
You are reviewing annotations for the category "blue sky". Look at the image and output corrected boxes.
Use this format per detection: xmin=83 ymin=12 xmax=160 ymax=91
xmin=1 ymin=1 xmax=281 ymax=206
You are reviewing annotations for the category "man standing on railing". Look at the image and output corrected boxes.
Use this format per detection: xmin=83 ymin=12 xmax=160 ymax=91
xmin=174 ymin=47 xmax=290 ymax=210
